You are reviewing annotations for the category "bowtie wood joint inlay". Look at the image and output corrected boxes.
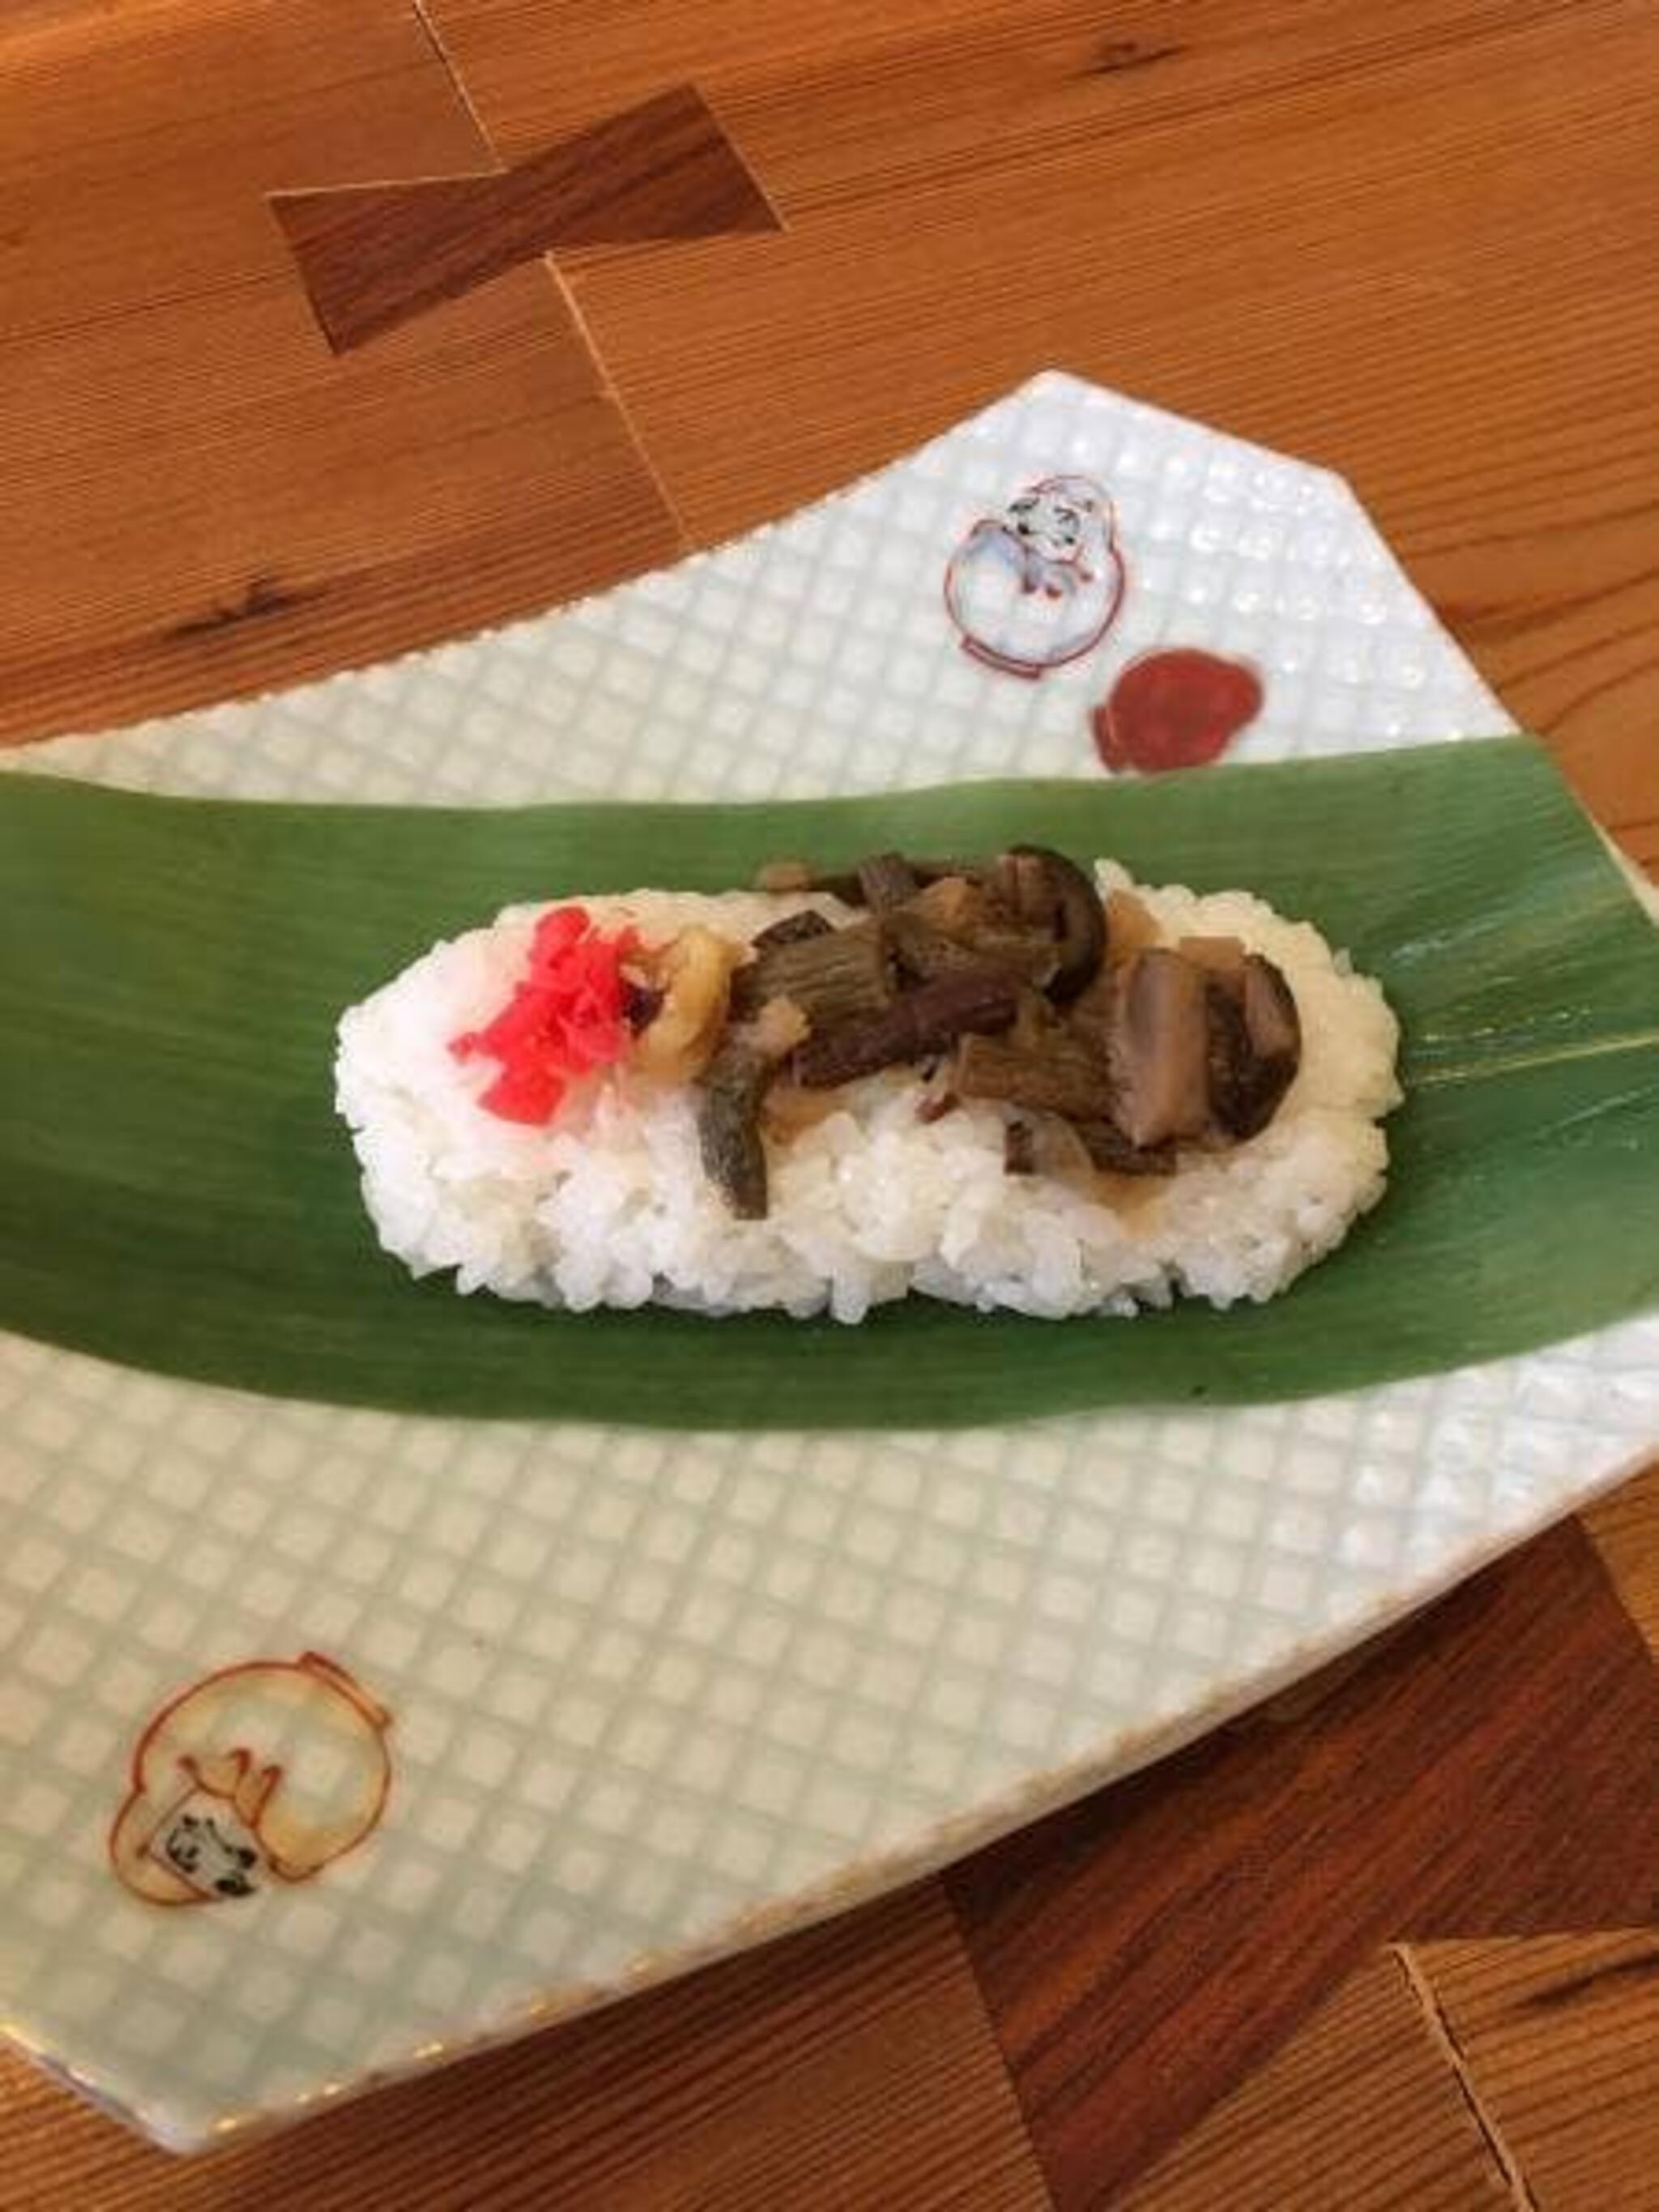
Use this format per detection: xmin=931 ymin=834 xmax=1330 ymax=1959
xmin=270 ymin=83 xmax=781 ymax=354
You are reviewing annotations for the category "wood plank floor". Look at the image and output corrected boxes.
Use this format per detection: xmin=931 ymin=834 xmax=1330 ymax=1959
xmin=0 ymin=0 xmax=683 ymax=743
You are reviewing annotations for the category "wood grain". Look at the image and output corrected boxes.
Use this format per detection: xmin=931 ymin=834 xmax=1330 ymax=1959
xmin=1585 ymin=1462 xmax=1659 ymax=1657
xmin=429 ymin=0 xmax=1659 ymax=859
xmin=0 ymin=1882 xmax=1050 ymax=2210
xmin=1414 ymin=1931 xmax=1659 ymax=2212
xmin=0 ymin=0 xmax=681 ymax=747
xmin=945 ymin=1521 xmax=1659 ymax=2207
xmin=1121 ymin=1952 xmax=1513 ymax=2211
xmin=271 ymin=84 xmax=779 ymax=353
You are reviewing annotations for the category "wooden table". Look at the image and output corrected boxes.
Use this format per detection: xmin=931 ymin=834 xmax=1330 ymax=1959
xmin=3 ymin=2 xmax=1657 ymax=2203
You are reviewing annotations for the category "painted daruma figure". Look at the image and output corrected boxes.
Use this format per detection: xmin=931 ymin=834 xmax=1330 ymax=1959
xmin=109 ymin=1652 xmax=392 ymax=1905
xmin=944 ymin=474 xmax=1125 ymax=677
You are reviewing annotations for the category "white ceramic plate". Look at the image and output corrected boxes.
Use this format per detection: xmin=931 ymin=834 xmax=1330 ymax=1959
xmin=3 ymin=373 xmax=1656 ymax=2150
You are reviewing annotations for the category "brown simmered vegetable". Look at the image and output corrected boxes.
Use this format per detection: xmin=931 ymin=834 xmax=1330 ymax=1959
xmin=987 ymin=848 xmax=1057 ymax=930
xmin=1244 ymin=953 xmax=1301 ymax=1063
xmin=1069 ymin=1119 xmax=1177 ymax=1176
xmin=709 ymin=852 xmax=1301 ymax=1210
xmin=750 ymin=910 xmax=834 ymax=953
xmin=956 ymin=1023 xmax=1175 ymax=1177
xmin=1207 ymin=954 xmax=1302 ymax=1138
xmin=960 ymin=924 xmax=1064 ymax=986
xmin=754 ymin=855 xmax=973 ymax=904
xmin=695 ymin=1037 xmax=776 ymax=1219
xmin=1109 ymin=948 xmax=1212 ymax=1148
xmin=1004 ymin=1120 xmax=1037 ymax=1176
xmin=953 ymin=1029 xmax=1113 ymax=1122
xmin=795 ymin=967 xmax=1021 ymax=1088
xmin=1024 ymin=1115 xmax=1095 ymax=1178
xmin=987 ymin=846 xmax=1107 ymax=1003
xmin=731 ymin=919 xmax=891 ymax=1025
xmin=887 ymin=906 xmax=1058 ymax=988
xmin=1058 ymin=965 xmax=1118 ymax=1060
xmin=858 ymin=851 xmax=920 ymax=911
xmin=886 ymin=910 xmax=985 ymax=982
xmin=1008 ymin=987 xmax=1062 ymax=1052
xmin=908 ymin=859 xmax=983 ymax=888
xmin=907 ymin=875 xmax=985 ymax=937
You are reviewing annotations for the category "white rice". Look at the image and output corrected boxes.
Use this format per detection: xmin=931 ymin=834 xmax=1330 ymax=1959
xmin=334 ymin=869 xmax=1401 ymax=1323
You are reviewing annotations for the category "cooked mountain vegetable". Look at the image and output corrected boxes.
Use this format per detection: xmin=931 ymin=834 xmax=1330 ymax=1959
xmin=793 ymin=965 xmax=1024 ymax=1087
xmin=695 ymin=999 xmax=810 ymax=1220
xmin=953 ymin=1024 xmax=1115 ymax=1122
xmin=856 ymin=850 xmax=921 ymax=911
xmin=336 ymin=844 xmax=1397 ymax=1323
xmin=987 ymin=846 xmax=1106 ymax=1001
xmin=729 ymin=917 xmax=890 ymax=1026
xmin=1109 ymin=948 xmax=1213 ymax=1149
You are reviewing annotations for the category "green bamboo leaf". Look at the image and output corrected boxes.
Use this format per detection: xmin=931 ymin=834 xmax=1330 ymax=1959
xmin=1 ymin=736 xmax=1656 ymax=1428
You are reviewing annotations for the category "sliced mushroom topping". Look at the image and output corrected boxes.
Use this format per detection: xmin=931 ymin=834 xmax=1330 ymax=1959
xmin=1208 ymin=954 xmax=1302 ymax=1139
xmin=1177 ymin=934 xmax=1247 ymax=988
xmin=1204 ymin=982 xmax=1252 ymax=1137
xmin=703 ymin=849 xmax=1303 ymax=1211
xmin=795 ymin=966 xmax=1021 ymax=1088
xmin=1109 ymin=947 xmax=1213 ymax=1149
xmin=1062 ymin=961 xmax=1122 ymax=1060
xmin=1243 ymin=953 xmax=1301 ymax=1064
xmin=986 ymin=847 xmax=1053 ymax=927
xmin=987 ymin=846 xmax=1107 ymax=1003
xmin=1103 ymin=889 xmax=1161 ymax=965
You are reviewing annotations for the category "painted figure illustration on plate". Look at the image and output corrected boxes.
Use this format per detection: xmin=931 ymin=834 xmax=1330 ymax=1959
xmin=944 ymin=473 xmax=1125 ymax=676
xmin=109 ymin=1652 xmax=392 ymax=1905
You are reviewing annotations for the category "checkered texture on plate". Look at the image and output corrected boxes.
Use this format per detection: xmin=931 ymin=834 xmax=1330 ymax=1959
xmin=3 ymin=373 xmax=1655 ymax=2149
